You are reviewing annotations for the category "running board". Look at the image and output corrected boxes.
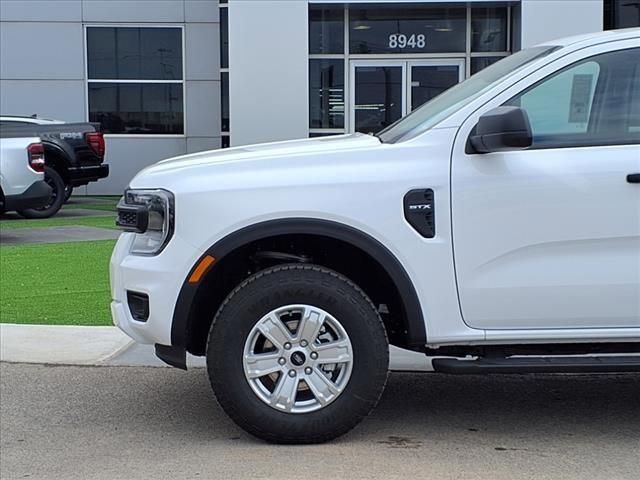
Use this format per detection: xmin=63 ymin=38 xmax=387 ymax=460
xmin=431 ymin=356 xmax=640 ymax=374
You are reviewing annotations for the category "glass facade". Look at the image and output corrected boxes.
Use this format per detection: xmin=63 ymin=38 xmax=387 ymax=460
xmin=309 ymin=6 xmax=345 ymax=54
xmin=604 ymin=0 xmax=640 ymax=29
xmin=410 ymin=65 xmax=461 ymax=111
xmin=471 ymin=7 xmax=508 ymax=52
xmin=471 ymin=56 xmax=503 ymax=75
xmin=349 ymin=6 xmax=467 ymax=54
xmin=221 ymin=71 xmax=229 ymax=132
xmin=220 ymin=2 xmax=230 ymax=147
xmin=309 ymin=59 xmax=345 ymax=129
xmin=88 ymin=83 xmax=183 ymax=135
xmin=87 ymin=26 xmax=184 ymax=135
xmin=87 ymin=27 xmax=182 ymax=80
xmin=353 ymin=65 xmax=403 ymax=133
xmin=58 ymin=3 xmax=640 ymax=155
xmin=220 ymin=7 xmax=229 ymax=69
xmin=309 ymin=3 xmax=512 ymax=136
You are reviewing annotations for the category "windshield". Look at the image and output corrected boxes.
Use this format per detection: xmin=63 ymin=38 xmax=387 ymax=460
xmin=377 ymin=46 xmax=560 ymax=143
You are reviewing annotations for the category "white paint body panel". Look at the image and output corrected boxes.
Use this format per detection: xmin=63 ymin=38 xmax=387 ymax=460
xmin=110 ymin=29 xmax=640 ymax=351
xmin=453 ymin=143 xmax=640 ymax=330
xmin=110 ymin=233 xmax=201 ymax=345
xmin=0 ymin=136 xmax=43 ymax=197
xmin=118 ymin=131 xmax=479 ymax=346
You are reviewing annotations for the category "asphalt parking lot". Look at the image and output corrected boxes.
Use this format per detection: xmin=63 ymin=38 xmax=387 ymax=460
xmin=1 ymin=364 xmax=638 ymax=480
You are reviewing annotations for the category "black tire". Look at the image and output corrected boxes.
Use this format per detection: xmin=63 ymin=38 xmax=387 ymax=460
xmin=63 ymin=185 xmax=73 ymax=203
xmin=207 ymin=264 xmax=389 ymax=444
xmin=17 ymin=167 xmax=65 ymax=219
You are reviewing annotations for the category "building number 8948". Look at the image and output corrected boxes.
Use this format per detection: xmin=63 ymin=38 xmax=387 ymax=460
xmin=388 ymin=33 xmax=426 ymax=49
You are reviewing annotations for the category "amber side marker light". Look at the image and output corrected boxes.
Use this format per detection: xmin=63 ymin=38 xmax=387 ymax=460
xmin=188 ymin=255 xmax=216 ymax=284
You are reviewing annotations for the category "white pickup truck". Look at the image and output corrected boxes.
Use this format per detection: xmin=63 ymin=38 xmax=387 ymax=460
xmin=110 ymin=29 xmax=640 ymax=443
xmin=0 ymin=133 xmax=51 ymax=215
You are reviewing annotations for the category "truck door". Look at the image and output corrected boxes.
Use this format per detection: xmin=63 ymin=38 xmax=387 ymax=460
xmin=451 ymin=43 xmax=640 ymax=330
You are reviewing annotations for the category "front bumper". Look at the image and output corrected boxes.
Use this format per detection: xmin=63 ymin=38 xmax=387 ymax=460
xmin=3 ymin=180 xmax=53 ymax=212
xmin=68 ymin=164 xmax=109 ymax=186
xmin=109 ymin=232 xmax=202 ymax=346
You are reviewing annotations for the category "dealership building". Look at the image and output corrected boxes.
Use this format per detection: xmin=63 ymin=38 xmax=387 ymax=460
xmin=0 ymin=0 xmax=638 ymax=193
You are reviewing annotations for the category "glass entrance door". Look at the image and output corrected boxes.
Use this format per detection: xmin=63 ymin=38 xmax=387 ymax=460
xmin=351 ymin=62 xmax=405 ymax=134
xmin=350 ymin=59 xmax=464 ymax=134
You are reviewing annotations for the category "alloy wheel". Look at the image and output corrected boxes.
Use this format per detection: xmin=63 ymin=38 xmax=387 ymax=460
xmin=242 ymin=304 xmax=353 ymax=413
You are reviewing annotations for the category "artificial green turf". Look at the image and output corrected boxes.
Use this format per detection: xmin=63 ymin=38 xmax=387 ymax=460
xmin=65 ymin=196 xmax=120 ymax=212
xmin=0 ymin=195 xmax=119 ymax=230
xmin=0 ymin=240 xmax=115 ymax=325
xmin=64 ymin=203 xmax=117 ymax=212
xmin=0 ymin=214 xmax=117 ymax=231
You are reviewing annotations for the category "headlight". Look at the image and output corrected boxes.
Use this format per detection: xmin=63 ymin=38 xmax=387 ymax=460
xmin=116 ymin=189 xmax=174 ymax=255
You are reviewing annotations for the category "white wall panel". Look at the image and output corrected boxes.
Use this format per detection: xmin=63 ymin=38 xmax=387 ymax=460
xmin=229 ymin=0 xmax=309 ymax=146
xmin=81 ymin=0 xmax=185 ymax=23
xmin=0 ymin=80 xmax=86 ymax=121
xmin=0 ymin=22 xmax=84 ymax=80
xmin=185 ymin=23 xmax=220 ymax=80
xmin=185 ymin=0 xmax=220 ymax=23
xmin=520 ymin=0 xmax=603 ymax=48
xmin=187 ymin=136 xmax=221 ymax=153
xmin=185 ymin=80 xmax=221 ymax=136
xmin=0 ymin=1 xmax=81 ymax=22
xmin=86 ymin=137 xmax=187 ymax=195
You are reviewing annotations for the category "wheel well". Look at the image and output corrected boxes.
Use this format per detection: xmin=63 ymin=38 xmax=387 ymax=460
xmin=43 ymin=147 xmax=70 ymax=182
xmin=184 ymin=233 xmax=420 ymax=356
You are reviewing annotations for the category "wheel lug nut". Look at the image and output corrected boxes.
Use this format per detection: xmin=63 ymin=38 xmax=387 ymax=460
xmin=288 ymin=369 xmax=296 ymax=377
xmin=284 ymin=342 xmax=292 ymax=350
xmin=310 ymin=352 xmax=318 ymax=360
xmin=300 ymin=340 xmax=308 ymax=347
xmin=304 ymin=367 xmax=312 ymax=375
xmin=278 ymin=357 xmax=286 ymax=365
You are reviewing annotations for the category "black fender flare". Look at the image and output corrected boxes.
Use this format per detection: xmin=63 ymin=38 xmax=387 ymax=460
xmin=170 ymin=218 xmax=427 ymax=350
xmin=42 ymin=141 xmax=72 ymax=172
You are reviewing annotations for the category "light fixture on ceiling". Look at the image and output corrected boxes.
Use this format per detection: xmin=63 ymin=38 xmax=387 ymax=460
xmin=434 ymin=19 xmax=454 ymax=33
xmin=353 ymin=21 xmax=371 ymax=30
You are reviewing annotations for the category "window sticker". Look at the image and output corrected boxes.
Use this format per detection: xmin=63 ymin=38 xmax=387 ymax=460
xmin=569 ymin=74 xmax=594 ymax=123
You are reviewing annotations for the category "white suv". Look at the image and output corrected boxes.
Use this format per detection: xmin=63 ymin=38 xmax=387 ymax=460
xmin=111 ymin=29 xmax=640 ymax=443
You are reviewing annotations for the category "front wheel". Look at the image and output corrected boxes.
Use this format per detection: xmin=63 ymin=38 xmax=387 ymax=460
xmin=207 ymin=264 xmax=389 ymax=444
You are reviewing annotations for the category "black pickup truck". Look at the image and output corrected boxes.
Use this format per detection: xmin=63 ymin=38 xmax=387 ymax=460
xmin=0 ymin=115 xmax=109 ymax=218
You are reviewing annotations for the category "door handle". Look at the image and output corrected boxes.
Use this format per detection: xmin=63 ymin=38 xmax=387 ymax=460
xmin=627 ymin=173 xmax=640 ymax=184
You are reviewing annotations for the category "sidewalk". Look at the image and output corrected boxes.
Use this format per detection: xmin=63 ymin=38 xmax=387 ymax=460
xmin=0 ymin=323 xmax=432 ymax=370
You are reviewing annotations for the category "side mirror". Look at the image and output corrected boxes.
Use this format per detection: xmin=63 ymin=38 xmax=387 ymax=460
xmin=469 ymin=106 xmax=533 ymax=154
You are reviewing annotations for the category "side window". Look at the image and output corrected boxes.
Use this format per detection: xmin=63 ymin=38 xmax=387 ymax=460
xmin=505 ymin=47 xmax=640 ymax=148
xmin=629 ymin=61 xmax=640 ymax=134
xmin=517 ymin=61 xmax=600 ymax=136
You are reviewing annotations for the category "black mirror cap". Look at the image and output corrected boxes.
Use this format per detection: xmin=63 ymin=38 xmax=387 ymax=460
xmin=469 ymin=106 xmax=533 ymax=154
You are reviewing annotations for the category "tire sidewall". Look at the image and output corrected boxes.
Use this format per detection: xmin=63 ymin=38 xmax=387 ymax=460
xmin=207 ymin=265 xmax=389 ymax=442
xmin=17 ymin=167 xmax=65 ymax=219
xmin=63 ymin=185 xmax=73 ymax=203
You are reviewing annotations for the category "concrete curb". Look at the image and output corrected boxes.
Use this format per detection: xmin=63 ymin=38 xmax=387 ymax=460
xmin=0 ymin=323 xmax=432 ymax=371
xmin=0 ymin=323 xmax=131 ymax=365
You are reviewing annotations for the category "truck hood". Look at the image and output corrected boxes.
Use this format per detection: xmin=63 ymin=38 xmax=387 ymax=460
xmin=133 ymin=133 xmax=381 ymax=183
